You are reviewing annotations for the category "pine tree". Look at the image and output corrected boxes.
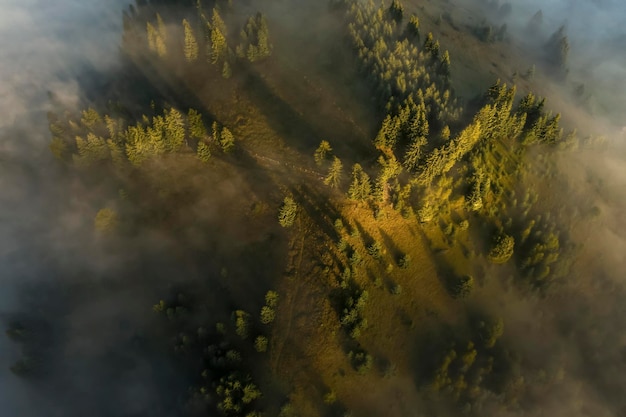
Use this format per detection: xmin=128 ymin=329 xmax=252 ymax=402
xmin=219 ymin=126 xmax=235 ymax=152
xmin=324 ymin=156 xmax=343 ymax=188
xmin=197 ymin=142 xmax=211 ymax=162
xmin=348 ymin=164 xmax=372 ymax=201
xmin=406 ymin=15 xmax=420 ymax=41
xmin=278 ymin=196 xmax=297 ymax=227
xmin=188 ymin=109 xmax=206 ymax=139
xmin=403 ymin=135 xmax=427 ymax=172
xmin=210 ymin=26 xmax=227 ymax=64
xmin=183 ymin=19 xmax=199 ymax=62
xmin=222 ymin=61 xmax=232 ymax=78
xmin=314 ymin=140 xmax=332 ymax=166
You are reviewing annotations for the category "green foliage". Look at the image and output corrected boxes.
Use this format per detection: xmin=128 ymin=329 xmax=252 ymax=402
xmin=324 ymin=156 xmax=343 ymax=188
xmin=254 ymin=335 xmax=268 ymax=352
xmin=238 ymin=13 xmax=272 ymax=62
xmin=220 ymin=127 xmax=235 ymax=152
xmin=188 ymin=109 xmax=206 ymax=139
xmin=215 ymin=372 xmax=262 ymax=414
xmin=314 ymin=140 xmax=332 ymax=166
xmin=94 ymin=208 xmax=118 ymax=233
xmin=405 ymin=15 xmax=420 ymax=41
xmin=347 ymin=163 xmax=372 ymax=201
xmin=398 ymin=253 xmax=411 ymax=269
xmin=488 ymin=234 xmax=515 ymax=264
xmin=265 ymin=290 xmax=279 ymax=307
xmin=197 ymin=142 xmax=211 ymax=162
xmin=183 ymin=19 xmax=198 ymax=62
xmin=348 ymin=349 xmax=373 ymax=374
xmin=260 ymin=305 xmax=276 ymax=325
xmin=340 ymin=288 xmax=368 ymax=339
xmin=367 ymin=241 xmax=382 ymax=259
xmin=233 ymin=310 xmax=251 ymax=339
xmin=278 ymin=196 xmax=297 ymax=227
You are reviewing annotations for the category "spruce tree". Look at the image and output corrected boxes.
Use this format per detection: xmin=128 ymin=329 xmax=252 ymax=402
xmin=324 ymin=156 xmax=343 ymax=188
xmin=183 ymin=19 xmax=199 ymax=62
xmin=348 ymin=164 xmax=372 ymax=201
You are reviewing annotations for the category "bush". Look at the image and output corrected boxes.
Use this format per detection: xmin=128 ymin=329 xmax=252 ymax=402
xmin=398 ymin=254 xmax=411 ymax=269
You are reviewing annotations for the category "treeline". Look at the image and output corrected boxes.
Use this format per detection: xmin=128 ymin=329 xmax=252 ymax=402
xmin=152 ymin=289 xmax=280 ymax=416
xmin=48 ymin=106 xmax=234 ymax=168
xmin=122 ymin=2 xmax=272 ymax=78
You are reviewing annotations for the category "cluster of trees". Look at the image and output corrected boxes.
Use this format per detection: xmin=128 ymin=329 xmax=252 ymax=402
xmin=123 ymin=3 xmax=272 ymax=78
xmin=48 ymin=106 xmax=235 ymax=169
xmin=152 ymin=289 xmax=280 ymax=416
xmin=236 ymin=13 xmax=272 ymax=62
xmin=346 ymin=0 xmax=459 ymax=115
xmin=431 ymin=316 xmax=506 ymax=404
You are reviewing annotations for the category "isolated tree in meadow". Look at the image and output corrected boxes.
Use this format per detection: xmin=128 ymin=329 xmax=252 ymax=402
xmin=324 ymin=156 xmax=343 ymax=188
xmin=278 ymin=196 xmax=297 ymax=228
xmin=183 ymin=19 xmax=198 ymax=62
xmin=314 ymin=140 xmax=332 ymax=165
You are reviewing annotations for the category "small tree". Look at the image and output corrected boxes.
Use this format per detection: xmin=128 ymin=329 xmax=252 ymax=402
xmin=278 ymin=196 xmax=297 ymax=227
xmin=488 ymin=234 xmax=514 ymax=263
xmin=260 ymin=306 xmax=275 ymax=324
xmin=95 ymin=208 xmax=118 ymax=233
xmin=314 ymin=140 xmax=332 ymax=165
xmin=183 ymin=19 xmax=198 ymax=62
xmin=219 ymin=127 xmax=235 ymax=152
xmin=324 ymin=156 xmax=343 ymax=188
xmin=254 ymin=335 xmax=268 ymax=352
xmin=233 ymin=310 xmax=251 ymax=339
xmin=197 ymin=142 xmax=211 ymax=162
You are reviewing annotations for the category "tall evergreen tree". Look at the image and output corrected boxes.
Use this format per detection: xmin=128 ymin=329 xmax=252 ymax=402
xmin=348 ymin=164 xmax=372 ymax=201
xmin=324 ymin=156 xmax=343 ymax=188
xmin=183 ymin=19 xmax=199 ymax=62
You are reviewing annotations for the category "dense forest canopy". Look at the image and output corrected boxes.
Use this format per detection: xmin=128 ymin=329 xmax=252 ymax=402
xmin=1 ymin=0 xmax=626 ymax=417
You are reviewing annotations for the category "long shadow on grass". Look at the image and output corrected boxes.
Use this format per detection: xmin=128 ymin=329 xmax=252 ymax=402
xmin=239 ymin=63 xmax=325 ymax=155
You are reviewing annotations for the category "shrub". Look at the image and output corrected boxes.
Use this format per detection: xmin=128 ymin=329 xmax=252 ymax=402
xmin=398 ymin=254 xmax=411 ymax=269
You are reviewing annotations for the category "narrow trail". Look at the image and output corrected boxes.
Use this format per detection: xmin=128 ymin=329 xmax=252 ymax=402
xmin=271 ymin=215 xmax=310 ymax=376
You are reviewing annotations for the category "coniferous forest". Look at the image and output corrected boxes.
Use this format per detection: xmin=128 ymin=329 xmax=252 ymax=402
xmin=3 ymin=0 xmax=626 ymax=416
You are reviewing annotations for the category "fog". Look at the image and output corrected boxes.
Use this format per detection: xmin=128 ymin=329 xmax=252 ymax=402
xmin=1 ymin=0 xmax=626 ymax=416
